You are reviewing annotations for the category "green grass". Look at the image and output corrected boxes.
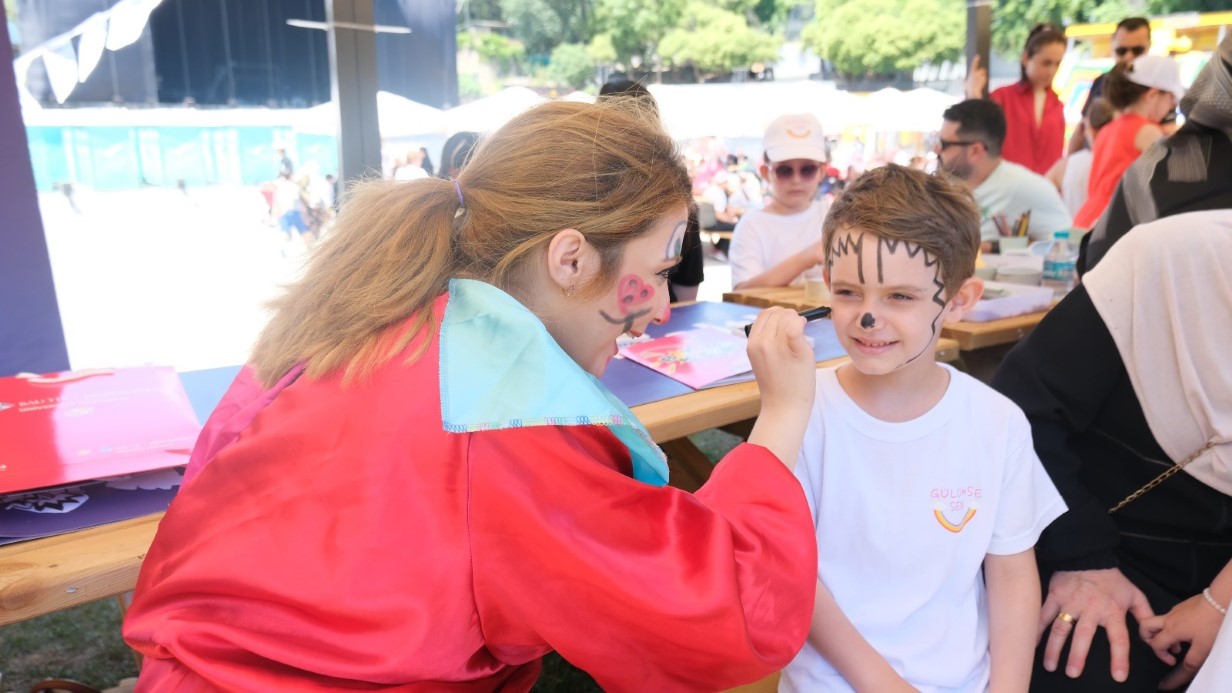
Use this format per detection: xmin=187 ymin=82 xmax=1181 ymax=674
xmin=0 ymin=428 xmax=744 ymax=691
xmin=0 ymin=598 xmax=138 ymax=692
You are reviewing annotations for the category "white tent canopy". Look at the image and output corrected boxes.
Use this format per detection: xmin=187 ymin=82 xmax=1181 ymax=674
xmin=647 ymin=81 xmax=863 ymax=140
xmin=443 ymin=86 xmax=546 ymax=134
xmin=873 ymin=87 xmax=960 ymax=132
xmin=644 ymin=83 xmax=961 ymax=140
xmin=296 ymin=91 xmax=445 ymax=137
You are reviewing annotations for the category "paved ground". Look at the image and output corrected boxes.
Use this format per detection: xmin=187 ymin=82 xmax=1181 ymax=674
xmin=40 ymin=185 xmax=302 ymax=373
xmin=39 ymin=187 xmax=735 ymax=372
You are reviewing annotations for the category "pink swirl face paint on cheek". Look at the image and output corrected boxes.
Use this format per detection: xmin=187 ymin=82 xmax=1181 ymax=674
xmin=617 ymin=275 xmax=655 ymax=315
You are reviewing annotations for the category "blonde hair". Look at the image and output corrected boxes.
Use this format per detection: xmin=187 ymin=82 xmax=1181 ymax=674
xmin=823 ymin=165 xmax=980 ymax=298
xmin=250 ymin=99 xmax=691 ymax=387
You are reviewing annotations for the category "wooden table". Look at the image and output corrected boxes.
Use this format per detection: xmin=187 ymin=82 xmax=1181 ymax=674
xmin=724 ymin=286 xmax=1048 ymax=353
xmin=0 ymin=364 xmax=807 ymax=625
xmin=0 ymin=315 xmax=959 ymax=627
xmin=939 ymin=310 xmax=1049 ymax=351
xmin=723 ymin=286 xmax=823 ymax=311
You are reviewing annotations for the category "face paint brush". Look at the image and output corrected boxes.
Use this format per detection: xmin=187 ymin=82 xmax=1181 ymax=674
xmin=742 ymin=305 xmax=831 ymax=337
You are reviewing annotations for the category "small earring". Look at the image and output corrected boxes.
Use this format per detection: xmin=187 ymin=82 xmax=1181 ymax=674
xmin=561 ymin=283 xmax=575 ymax=297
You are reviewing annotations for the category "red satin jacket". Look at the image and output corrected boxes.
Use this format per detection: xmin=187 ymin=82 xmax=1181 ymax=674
xmin=123 ymin=297 xmax=817 ymax=691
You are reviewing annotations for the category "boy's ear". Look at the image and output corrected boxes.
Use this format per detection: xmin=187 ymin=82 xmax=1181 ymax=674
xmin=943 ymin=276 xmax=984 ymax=324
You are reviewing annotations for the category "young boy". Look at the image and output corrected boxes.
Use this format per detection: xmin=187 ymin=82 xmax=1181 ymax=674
xmin=780 ymin=165 xmax=1066 ymax=693
xmin=729 ymin=113 xmax=830 ymax=289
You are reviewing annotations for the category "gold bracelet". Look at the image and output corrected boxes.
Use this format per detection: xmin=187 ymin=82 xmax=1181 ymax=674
xmin=1202 ymin=588 xmax=1228 ymax=616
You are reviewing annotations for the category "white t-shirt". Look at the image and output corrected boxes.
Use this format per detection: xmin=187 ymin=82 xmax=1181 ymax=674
xmin=1060 ymin=150 xmax=1094 ymax=218
xmin=702 ymin=184 xmax=730 ymax=214
xmin=781 ymin=364 xmax=1066 ymax=693
xmin=729 ymin=199 xmax=829 ymax=287
xmin=974 ymin=160 xmax=1073 ymax=242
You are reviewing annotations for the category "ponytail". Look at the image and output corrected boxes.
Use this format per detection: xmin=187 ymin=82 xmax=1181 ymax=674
xmin=250 ymin=177 xmax=463 ymax=386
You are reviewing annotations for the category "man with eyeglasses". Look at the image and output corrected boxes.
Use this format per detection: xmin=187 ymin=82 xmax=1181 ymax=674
xmin=937 ymin=100 xmax=1072 ymax=248
xmin=729 ymin=113 xmax=831 ymax=289
xmin=1068 ymin=17 xmax=1169 ymax=154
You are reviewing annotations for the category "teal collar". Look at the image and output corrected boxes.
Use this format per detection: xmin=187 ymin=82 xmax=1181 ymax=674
xmin=439 ymin=278 xmax=668 ymax=486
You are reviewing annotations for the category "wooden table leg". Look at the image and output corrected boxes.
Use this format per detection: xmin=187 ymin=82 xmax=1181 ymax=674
xmin=114 ymin=592 xmax=143 ymax=670
xmin=661 ymin=438 xmax=715 ymax=493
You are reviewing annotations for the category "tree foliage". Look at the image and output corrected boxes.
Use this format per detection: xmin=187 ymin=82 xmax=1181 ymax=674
xmin=586 ymin=33 xmax=619 ymax=65
xmin=500 ymin=0 xmax=596 ymax=55
xmin=548 ymin=43 xmax=596 ymax=89
xmin=593 ymin=0 xmax=688 ymax=65
xmin=804 ymin=0 xmax=964 ymax=77
xmin=658 ymin=2 xmax=783 ymax=76
xmin=990 ymin=0 xmax=1225 ymax=56
xmin=457 ymin=32 xmax=526 ymax=70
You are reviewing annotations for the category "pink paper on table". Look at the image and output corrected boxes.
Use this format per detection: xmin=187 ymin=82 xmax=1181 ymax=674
xmin=619 ymin=328 xmax=752 ymax=389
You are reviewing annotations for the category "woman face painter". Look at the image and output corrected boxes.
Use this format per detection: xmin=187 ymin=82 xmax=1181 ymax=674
xmin=121 ymin=99 xmax=821 ymax=691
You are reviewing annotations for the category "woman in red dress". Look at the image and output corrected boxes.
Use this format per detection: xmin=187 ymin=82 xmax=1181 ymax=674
xmin=972 ymin=24 xmax=1068 ymax=176
xmin=121 ymin=100 xmax=821 ymax=692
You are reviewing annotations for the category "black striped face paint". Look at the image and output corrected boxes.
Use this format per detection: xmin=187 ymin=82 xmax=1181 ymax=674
xmin=828 ymin=231 xmax=951 ymax=372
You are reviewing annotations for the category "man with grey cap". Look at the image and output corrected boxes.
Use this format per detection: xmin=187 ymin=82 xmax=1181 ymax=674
xmin=1082 ymin=35 xmax=1232 ymax=271
xmin=729 ymin=113 xmax=831 ymax=289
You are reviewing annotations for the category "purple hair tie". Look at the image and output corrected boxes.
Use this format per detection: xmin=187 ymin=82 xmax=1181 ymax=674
xmin=453 ymin=179 xmax=464 ymax=206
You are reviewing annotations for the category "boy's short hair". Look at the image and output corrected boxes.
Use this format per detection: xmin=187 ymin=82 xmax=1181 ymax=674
xmin=941 ymin=99 xmax=1006 ymax=157
xmin=822 ymin=164 xmax=980 ymax=298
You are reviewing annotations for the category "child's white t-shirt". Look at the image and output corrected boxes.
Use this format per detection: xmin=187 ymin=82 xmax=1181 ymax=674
xmin=729 ymin=199 xmax=829 ymax=287
xmin=780 ymin=364 xmax=1066 ymax=693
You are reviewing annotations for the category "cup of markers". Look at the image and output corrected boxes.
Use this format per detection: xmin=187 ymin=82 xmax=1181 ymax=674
xmin=993 ymin=211 xmax=1031 ymax=252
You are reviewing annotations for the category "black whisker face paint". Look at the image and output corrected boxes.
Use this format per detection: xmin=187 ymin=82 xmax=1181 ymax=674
xmin=860 ymin=313 xmax=875 ymax=329
xmin=599 ymin=308 xmax=651 ymax=333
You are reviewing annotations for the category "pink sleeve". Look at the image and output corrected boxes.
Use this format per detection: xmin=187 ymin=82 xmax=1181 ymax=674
xmin=183 ymin=364 xmax=304 ymax=485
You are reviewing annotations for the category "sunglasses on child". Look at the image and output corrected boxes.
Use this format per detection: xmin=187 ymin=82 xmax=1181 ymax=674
xmin=1114 ymin=46 xmax=1147 ymax=57
xmin=772 ymin=163 xmax=821 ymax=180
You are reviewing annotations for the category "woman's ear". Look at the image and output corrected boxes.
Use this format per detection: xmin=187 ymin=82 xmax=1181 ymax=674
xmin=944 ymin=276 xmax=985 ymax=324
xmin=545 ymin=229 xmax=590 ymax=292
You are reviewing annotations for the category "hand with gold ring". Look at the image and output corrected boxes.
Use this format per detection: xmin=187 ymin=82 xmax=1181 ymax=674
xmin=1039 ymin=569 xmax=1155 ymax=684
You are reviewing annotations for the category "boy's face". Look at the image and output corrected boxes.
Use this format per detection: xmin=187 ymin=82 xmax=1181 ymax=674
xmin=761 ymin=158 xmax=822 ymax=212
xmin=825 ymin=228 xmax=981 ymax=376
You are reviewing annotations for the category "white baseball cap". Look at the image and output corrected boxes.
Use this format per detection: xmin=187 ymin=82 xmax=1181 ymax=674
xmin=1127 ymin=54 xmax=1186 ymax=103
xmin=763 ymin=114 xmax=827 ymax=163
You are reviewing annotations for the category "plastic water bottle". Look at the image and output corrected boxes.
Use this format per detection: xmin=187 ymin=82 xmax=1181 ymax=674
xmin=1042 ymin=231 xmax=1077 ymax=297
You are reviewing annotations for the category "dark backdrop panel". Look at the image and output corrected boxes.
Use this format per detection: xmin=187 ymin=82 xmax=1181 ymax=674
xmin=1 ymin=2 xmax=71 ymax=375
xmin=376 ymin=0 xmax=458 ymax=108
xmin=147 ymin=0 xmax=457 ymax=109
xmin=149 ymin=0 xmax=331 ymax=107
xmin=17 ymin=0 xmax=159 ymax=105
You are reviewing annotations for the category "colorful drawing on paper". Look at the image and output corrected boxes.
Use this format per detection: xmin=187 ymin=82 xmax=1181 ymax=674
xmin=619 ymin=328 xmax=752 ymax=389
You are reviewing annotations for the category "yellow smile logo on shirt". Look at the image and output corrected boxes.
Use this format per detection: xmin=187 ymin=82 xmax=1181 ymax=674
xmin=933 ymin=505 xmax=978 ymax=533
xmin=931 ymin=486 xmax=982 ymax=533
